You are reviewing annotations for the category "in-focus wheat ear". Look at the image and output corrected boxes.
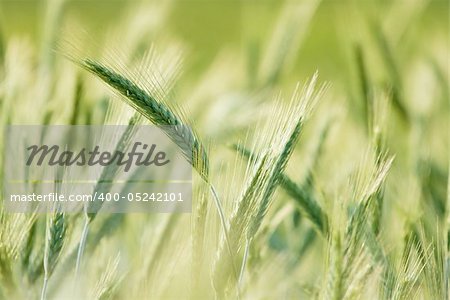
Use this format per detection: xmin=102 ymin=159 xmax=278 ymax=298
xmin=79 ymin=58 xmax=209 ymax=179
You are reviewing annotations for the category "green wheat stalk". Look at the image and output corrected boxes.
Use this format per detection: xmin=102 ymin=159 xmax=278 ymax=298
xmin=73 ymin=56 xmax=237 ymax=290
xmin=213 ymin=74 xmax=325 ymax=295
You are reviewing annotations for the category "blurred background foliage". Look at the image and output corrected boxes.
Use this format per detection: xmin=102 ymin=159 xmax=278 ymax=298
xmin=1 ymin=0 xmax=447 ymax=82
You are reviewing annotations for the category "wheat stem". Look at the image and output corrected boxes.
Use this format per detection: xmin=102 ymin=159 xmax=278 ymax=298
xmin=75 ymin=212 xmax=89 ymax=281
xmin=40 ymin=276 xmax=48 ymax=300
xmin=209 ymin=184 xmax=241 ymax=295
xmin=238 ymin=238 xmax=250 ymax=288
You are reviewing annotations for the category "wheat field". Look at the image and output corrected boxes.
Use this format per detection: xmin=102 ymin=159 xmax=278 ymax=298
xmin=0 ymin=0 xmax=448 ymax=299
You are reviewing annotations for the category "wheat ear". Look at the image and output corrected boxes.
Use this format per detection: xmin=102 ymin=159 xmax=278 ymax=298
xmin=41 ymin=212 xmax=66 ymax=300
xmin=79 ymin=58 xmax=209 ymax=178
